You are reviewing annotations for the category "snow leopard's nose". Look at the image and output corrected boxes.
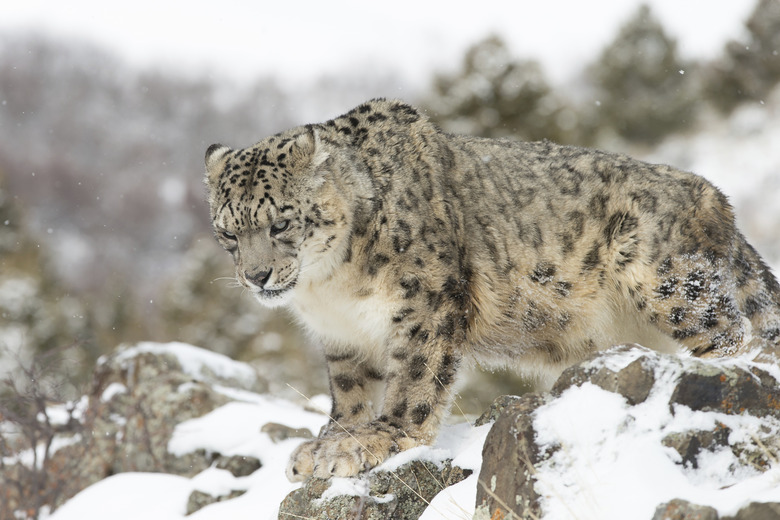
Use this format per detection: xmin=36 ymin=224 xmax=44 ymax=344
xmin=245 ymin=268 xmax=272 ymax=288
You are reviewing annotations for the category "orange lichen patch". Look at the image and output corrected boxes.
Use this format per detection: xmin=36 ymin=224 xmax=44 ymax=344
xmin=491 ymin=508 xmax=507 ymax=520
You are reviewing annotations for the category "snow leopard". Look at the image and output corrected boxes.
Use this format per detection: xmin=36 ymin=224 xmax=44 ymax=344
xmin=204 ymin=99 xmax=780 ymax=481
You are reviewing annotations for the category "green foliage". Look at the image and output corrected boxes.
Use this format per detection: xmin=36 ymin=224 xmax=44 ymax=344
xmin=427 ymin=36 xmax=585 ymax=144
xmin=705 ymin=0 xmax=780 ymax=113
xmin=588 ymin=4 xmax=699 ymax=145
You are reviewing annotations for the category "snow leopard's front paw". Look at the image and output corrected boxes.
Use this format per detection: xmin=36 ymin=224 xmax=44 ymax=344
xmin=285 ymin=422 xmax=417 ymax=481
xmin=286 ymin=438 xmax=318 ymax=482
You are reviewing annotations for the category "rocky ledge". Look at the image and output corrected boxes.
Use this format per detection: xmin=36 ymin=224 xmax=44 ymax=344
xmin=5 ymin=342 xmax=780 ymax=519
xmin=475 ymin=344 xmax=780 ymax=520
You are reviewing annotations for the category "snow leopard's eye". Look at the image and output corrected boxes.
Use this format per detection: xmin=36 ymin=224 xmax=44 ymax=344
xmin=270 ymin=220 xmax=290 ymax=236
xmin=216 ymin=228 xmax=238 ymax=253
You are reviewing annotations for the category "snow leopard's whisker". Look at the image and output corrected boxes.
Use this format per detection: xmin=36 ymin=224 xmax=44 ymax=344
xmin=296 ymin=259 xmax=327 ymax=278
xmin=211 ymin=276 xmax=242 ymax=288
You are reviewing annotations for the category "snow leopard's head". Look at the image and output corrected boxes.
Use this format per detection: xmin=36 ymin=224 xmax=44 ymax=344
xmin=204 ymin=127 xmax=352 ymax=307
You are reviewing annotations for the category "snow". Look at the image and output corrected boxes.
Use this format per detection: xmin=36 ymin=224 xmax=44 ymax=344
xmin=48 ymin=473 xmax=192 ymax=520
xmin=306 ymin=393 xmax=332 ymax=415
xmin=111 ymin=341 xmax=259 ymax=389
xmin=168 ymin=398 xmax=326 ymax=457
xmin=47 ymin=389 xmax=321 ymax=520
xmin=100 ymin=382 xmax=128 ymax=402
xmin=419 ymin=475 xmax=480 ymax=520
xmin=40 ymin=395 xmax=89 ymax=426
xmin=8 ymin=1 xmax=777 ymax=514
xmin=5 ymin=434 xmax=83 ymax=470
xmin=190 ymin=467 xmax=245 ymax=499
xmin=43 ymin=340 xmax=780 ymax=520
xmin=46 ymin=369 xmax=491 ymax=520
xmin=318 ymin=478 xmax=374 ymax=504
xmin=448 ymin=423 xmax=494 ymax=471
xmin=532 ymin=363 xmax=780 ymax=520
xmin=418 ymin=423 xmax=495 ymax=520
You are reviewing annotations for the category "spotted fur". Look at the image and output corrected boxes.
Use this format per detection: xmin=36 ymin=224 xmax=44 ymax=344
xmin=204 ymin=99 xmax=780 ymax=481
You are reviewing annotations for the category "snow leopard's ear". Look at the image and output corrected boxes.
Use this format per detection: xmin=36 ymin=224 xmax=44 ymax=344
xmin=204 ymin=143 xmax=232 ymax=184
xmin=288 ymin=126 xmax=330 ymax=175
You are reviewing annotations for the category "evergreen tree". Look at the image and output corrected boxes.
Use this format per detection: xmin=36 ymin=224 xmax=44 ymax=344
xmin=706 ymin=0 xmax=780 ymax=113
xmin=426 ymin=35 xmax=583 ymax=144
xmin=588 ymin=4 xmax=698 ymax=144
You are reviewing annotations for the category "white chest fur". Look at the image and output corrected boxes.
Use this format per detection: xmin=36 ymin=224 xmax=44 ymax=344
xmin=291 ymin=270 xmax=393 ymax=358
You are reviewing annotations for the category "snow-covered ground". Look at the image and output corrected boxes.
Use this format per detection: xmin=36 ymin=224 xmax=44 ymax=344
xmin=532 ymin=350 xmax=780 ymax=520
xmin=39 ymin=342 xmax=780 ymax=520
xmin=46 ymin=340 xmax=493 ymax=519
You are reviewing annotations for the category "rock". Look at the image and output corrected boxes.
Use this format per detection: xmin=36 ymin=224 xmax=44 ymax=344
xmin=474 ymin=393 xmax=548 ymax=520
xmin=670 ymin=365 xmax=780 ymax=418
xmin=261 ymin=422 xmax=314 ymax=442
xmin=661 ymin=427 xmax=732 ymax=469
xmin=186 ymin=489 xmax=246 ymax=515
xmin=659 ymin=425 xmax=780 ymax=475
xmin=215 ymin=455 xmax=262 ymax=477
xmin=474 ymin=394 xmax=524 ymax=426
xmin=187 ymin=490 xmax=218 ymax=515
xmin=78 ymin=343 xmax=247 ymax=478
xmin=475 ymin=345 xmax=780 ymax=519
xmin=552 ymin=343 xmax=656 ymax=405
xmin=652 ymin=499 xmax=719 ymax=520
xmin=28 ymin=342 xmax=264 ymax=510
xmin=722 ymin=502 xmax=780 ymax=520
xmin=278 ymin=459 xmax=471 ymax=520
xmin=17 ymin=340 xmax=780 ymax=518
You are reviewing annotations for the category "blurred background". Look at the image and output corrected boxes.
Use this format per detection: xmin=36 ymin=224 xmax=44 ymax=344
xmin=1 ymin=0 xmax=779 ymax=414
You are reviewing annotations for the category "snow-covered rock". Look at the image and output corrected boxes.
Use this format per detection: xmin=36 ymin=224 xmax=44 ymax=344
xmin=475 ymin=344 xmax=780 ymax=520
xmin=9 ymin=341 xmax=780 ymax=520
xmin=40 ymin=341 xmax=486 ymax=520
